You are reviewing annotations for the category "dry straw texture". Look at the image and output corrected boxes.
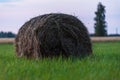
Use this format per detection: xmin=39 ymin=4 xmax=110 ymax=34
xmin=15 ymin=13 xmax=92 ymax=59
xmin=0 ymin=38 xmax=14 ymax=43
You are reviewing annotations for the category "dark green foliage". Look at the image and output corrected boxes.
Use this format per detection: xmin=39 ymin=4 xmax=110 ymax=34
xmin=0 ymin=31 xmax=16 ymax=38
xmin=94 ymin=2 xmax=107 ymax=36
xmin=108 ymin=34 xmax=120 ymax=37
xmin=15 ymin=13 xmax=92 ymax=59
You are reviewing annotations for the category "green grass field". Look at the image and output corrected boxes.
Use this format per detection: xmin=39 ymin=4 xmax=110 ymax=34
xmin=0 ymin=42 xmax=120 ymax=80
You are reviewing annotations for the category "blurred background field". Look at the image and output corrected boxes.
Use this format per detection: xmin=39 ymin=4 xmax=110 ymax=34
xmin=0 ymin=37 xmax=120 ymax=43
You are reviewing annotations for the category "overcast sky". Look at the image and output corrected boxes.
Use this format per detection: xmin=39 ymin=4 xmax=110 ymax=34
xmin=0 ymin=0 xmax=120 ymax=34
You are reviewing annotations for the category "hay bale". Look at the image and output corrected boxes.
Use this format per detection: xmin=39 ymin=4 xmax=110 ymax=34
xmin=15 ymin=13 xmax=92 ymax=59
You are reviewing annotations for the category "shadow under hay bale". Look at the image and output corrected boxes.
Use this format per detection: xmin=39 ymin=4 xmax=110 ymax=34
xmin=15 ymin=13 xmax=92 ymax=59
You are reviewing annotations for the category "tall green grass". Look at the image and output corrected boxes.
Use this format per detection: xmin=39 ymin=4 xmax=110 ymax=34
xmin=0 ymin=42 xmax=120 ymax=80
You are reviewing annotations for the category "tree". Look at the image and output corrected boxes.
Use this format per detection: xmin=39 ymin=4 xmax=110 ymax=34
xmin=0 ymin=31 xmax=16 ymax=38
xmin=94 ymin=2 xmax=107 ymax=36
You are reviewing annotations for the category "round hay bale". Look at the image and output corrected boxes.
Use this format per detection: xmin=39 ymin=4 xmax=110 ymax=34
xmin=15 ymin=13 xmax=92 ymax=59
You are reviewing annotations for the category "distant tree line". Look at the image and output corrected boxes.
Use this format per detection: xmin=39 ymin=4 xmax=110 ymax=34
xmin=0 ymin=31 xmax=16 ymax=38
xmin=90 ymin=33 xmax=120 ymax=37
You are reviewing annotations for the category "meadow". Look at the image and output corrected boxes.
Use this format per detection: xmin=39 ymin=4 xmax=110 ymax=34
xmin=0 ymin=42 xmax=120 ymax=80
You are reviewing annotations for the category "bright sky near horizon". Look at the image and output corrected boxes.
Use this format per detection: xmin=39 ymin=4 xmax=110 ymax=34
xmin=0 ymin=0 xmax=120 ymax=34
